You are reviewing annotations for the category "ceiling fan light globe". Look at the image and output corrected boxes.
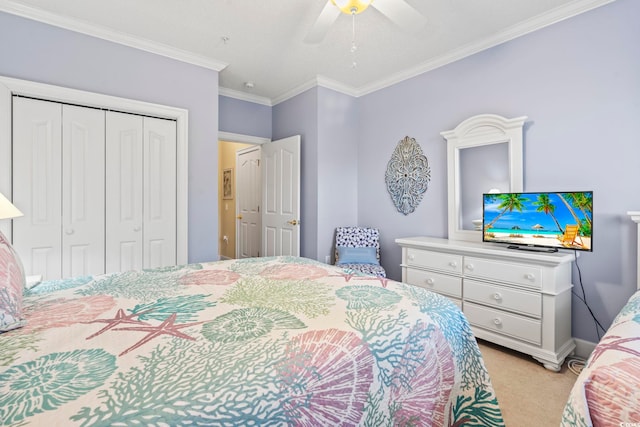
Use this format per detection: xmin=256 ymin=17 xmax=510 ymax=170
xmin=331 ymin=0 xmax=373 ymax=15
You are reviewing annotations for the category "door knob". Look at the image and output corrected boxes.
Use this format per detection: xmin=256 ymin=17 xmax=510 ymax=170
xmin=236 ymin=214 xmax=243 ymax=220
xmin=287 ymin=219 xmax=300 ymax=226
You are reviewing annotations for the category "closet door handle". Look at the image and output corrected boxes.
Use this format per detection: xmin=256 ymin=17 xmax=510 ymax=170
xmin=65 ymin=228 xmax=74 ymax=235
xmin=133 ymin=226 xmax=141 ymax=232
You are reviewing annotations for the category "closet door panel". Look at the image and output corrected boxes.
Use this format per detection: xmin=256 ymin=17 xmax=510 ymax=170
xmin=144 ymin=117 xmax=177 ymax=269
xmin=12 ymin=97 xmax=62 ymax=279
xmin=106 ymin=112 xmax=143 ymax=273
xmin=62 ymin=105 xmax=106 ymax=278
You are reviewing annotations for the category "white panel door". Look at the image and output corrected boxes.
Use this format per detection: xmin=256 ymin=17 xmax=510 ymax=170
xmin=236 ymin=146 xmax=261 ymax=258
xmin=143 ymin=117 xmax=177 ymax=269
xmin=12 ymin=97 xmax=63 ymax=279
xmin=62 ymin=105 xmax=105 ymax=278
xmin=106 ymin=111 xmax=144 ymax=273
xmin=262 ymin=135 xmax=300 ymax=257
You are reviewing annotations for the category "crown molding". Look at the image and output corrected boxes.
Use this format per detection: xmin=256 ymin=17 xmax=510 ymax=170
xmin=270 ymin=78 xmax=318 ymax=106
xmin=0 ymin=0 xmax=227 ymax=72
xmin=270 ymin=75 xmax=358 ymax=106
xmin=355 ymin=0 xmax=616 ymax=97
xmin=4 ymin=0 xmax=613 ymax=105
xmin=219 ymin=87 xmax=272 ymax=106
xmin=267 ymin=0 xmax=615 ymax=104
xmin=218 ymin=131 xmax=270 ymax=145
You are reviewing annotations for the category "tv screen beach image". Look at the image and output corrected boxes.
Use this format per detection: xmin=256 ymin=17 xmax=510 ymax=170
xmin=483 ymin=191 xmax=593 ymax=251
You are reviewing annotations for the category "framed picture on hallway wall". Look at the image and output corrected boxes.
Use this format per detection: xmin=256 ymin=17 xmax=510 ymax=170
xmin=223 ymin=168 xmax=233 ymax=199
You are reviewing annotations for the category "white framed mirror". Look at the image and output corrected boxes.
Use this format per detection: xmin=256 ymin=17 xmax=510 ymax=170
xmin=441 ymin=114 xmax=526 ymax=242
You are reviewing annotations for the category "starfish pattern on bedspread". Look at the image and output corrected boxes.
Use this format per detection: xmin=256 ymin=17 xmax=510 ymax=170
xmin=113 ymin=312 xmax=204 ymax=356
xmin=331 ymin=271 xmax=359 ymax=282
xmin=84 ymin=308 xmax=153 ymax=339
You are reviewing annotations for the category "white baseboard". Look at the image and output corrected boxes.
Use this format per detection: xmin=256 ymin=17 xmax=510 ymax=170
xmin=572 ymin=337 xmax=597 ymax=360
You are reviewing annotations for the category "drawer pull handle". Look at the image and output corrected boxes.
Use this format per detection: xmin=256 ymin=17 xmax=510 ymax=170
xmin=408 ymin=254 xmax=415 ymax=261
xmin=525 ymin=273 xmax=535 ymax=281
xmin=492 ymin=292 xmax=502 ymax=301
xmin=449 ymin=261 xmax=458 ymax=268
xmin=465 ymin=263 xmax=474 ymax=271
xmin=425 ymin=278 xmax=435 ymax=286
xmin=493 ymin=318 xmax=502 ymax=326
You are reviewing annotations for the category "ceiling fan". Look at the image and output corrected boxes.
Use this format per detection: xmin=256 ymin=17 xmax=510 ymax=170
xmin=304 ymin=0 xmax=426 ymax=44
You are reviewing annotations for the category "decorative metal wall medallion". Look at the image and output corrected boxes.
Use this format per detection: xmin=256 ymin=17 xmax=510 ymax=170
xmin=385 ymin=136 xmax=431 ymax=215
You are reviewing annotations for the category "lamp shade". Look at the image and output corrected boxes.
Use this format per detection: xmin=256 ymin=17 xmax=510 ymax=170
xmin=0 ymin=192 xmax=23 ymax=220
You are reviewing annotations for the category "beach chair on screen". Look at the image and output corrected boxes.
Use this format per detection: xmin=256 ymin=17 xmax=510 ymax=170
xmin=557 ymin=224 xmax=584 ymax=248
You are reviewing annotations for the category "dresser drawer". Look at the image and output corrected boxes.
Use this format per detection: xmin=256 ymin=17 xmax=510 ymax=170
xmin=406 ymin=248 xmax=463 ymax=274
xmin=464 ymin=302 xmax=541 ymax=345
xmin=464 ymin=279 xmax=541 ymax=318
xmin=406 ymin=268 xmax=462 ymax=298
xmin=463 ymin=257 xmax=542 ymax=289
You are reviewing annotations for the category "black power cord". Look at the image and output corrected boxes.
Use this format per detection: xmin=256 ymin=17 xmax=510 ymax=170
xmin=571 ymin=249 xmax=606 ymax=340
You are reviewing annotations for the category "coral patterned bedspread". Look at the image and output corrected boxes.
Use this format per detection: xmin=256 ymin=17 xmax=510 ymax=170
xmin=1 ymin=256 xmax=503 ymax=426
xmin=561 ymin=290 xmax=640 ymax=426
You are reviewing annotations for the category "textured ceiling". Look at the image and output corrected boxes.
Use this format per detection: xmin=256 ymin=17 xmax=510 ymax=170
xmin=0 ymin=0 xmax=614 ymax=103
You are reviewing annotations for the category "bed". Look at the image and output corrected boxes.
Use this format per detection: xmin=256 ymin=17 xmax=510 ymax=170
xmin=1 ymin=253 xmax=504 ymax=426
xmin=561 ymin=212 xmax=640 ymax=426
xmin=560 ymin=290 xmax=640 ymax=426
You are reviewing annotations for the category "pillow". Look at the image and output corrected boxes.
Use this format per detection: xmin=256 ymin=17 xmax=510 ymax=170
xmin=336 ymin=246 xmax=379 ymax=265
xmin=0 ymin=232 xmax=27 ymax=332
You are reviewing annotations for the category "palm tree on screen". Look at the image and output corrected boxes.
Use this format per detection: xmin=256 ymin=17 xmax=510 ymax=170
xmin=568 ymin=192 xmax=593 ymax=229
xmin=557 ymin=193 xmax=582 ymax=229
xmin=533 ymin=194 xmax=563 ymax=232
xmin=484 ymin=193 xmax=528 ymax=231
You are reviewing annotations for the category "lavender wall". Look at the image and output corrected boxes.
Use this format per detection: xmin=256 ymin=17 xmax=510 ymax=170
xmin=219 ymin=95 xmax=271 ymax=138
xmin=316 ymin=87 xmax=359 ymax=262
xmin=271 ymin=87 xmax=359 ymax=261
xmin=357 ymin=0 xmax=640 ymax=343
xmin=273 ymin=88 xmax=319 ymax=259
xmin=0 ymin=11 xmax=220 ymax=263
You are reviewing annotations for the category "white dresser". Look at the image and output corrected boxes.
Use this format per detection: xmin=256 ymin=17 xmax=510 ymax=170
xmin=396 ymin=236 xmax=575 ymax=371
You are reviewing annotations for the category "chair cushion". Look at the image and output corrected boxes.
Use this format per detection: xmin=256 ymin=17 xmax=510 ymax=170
xmin=0 ymin=232 xmax=26 ymax=332
xmin=334 ymin=227 xmax=381 ymax=262
xmin=336 ymin=246 xmax=379 ymax=265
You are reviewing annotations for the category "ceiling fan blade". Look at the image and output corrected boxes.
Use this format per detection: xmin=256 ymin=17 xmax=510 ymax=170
xmin=372 ymin=0 xmax=427 ymax=34
xmin=304 ymin=1 xmax=341 ymax=44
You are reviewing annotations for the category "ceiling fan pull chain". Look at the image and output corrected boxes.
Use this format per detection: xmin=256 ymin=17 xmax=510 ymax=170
xmin=351 ymin=11 xmax=358 ymax=68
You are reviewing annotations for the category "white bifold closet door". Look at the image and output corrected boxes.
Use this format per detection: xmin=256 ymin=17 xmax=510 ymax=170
xmin=105 ymin=112 xmax=177 ymax=273
xmin=12 ymin=97 xmax=177 ymax=280
xmin=13 ymin=98 xmax=105 ymax=280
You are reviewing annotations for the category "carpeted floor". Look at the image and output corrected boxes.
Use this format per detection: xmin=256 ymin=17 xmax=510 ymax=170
xmin=477 ymin=340 xmax=582 ymax=427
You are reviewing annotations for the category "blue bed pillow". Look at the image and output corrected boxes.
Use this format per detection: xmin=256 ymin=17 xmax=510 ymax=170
xmin=336 ymin=246 xmax=379 ymax=265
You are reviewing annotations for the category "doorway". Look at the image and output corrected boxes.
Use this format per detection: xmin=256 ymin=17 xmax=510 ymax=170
xmin=217 ymin=132 xmax=301 ymax=260
xmin=218 ymin=138 xmax=256 ymax=259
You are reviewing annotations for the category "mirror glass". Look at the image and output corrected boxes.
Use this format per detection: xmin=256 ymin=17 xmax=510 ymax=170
xmin=459 ymin=142 xmax=509 ymax=230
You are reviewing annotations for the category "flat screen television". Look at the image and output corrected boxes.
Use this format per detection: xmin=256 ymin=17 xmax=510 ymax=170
xmin=482 ymin=191 xmax=593 ymax=252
